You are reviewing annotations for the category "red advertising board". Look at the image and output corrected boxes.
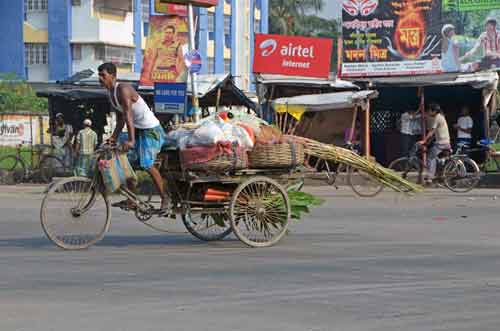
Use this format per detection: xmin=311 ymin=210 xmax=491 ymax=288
xmin=159 ymin=0 xmax=217 ymax=7
xmin=253 ymin=34 xmax=333 ymax=78
xmin=154 ymin=0 xmax=188 ymax=16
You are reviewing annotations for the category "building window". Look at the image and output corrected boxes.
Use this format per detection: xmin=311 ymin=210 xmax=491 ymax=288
xmin=224 ymin=15 xmax=231 ymax=35
xmin=94 ymin=45 xmax=135 ymax=64
xmin=207 ymin=57 xmax=215 ymax=74
xmin=72 ymin=44 xmax=82 ymax=61
xmin=141 ymin=0 xmax=150 ymax=23
xmin=208 ymin=13 xmax=215 ymax=33
xmin=25 ymin=0 xmax=48 ymax=12
xmin=25 ymin=43 xmax=48 ymax=65
xmin=224 ymin=59 xmax=231 ymax=73
xmin=72 ymin=0 xmax=81 ymax=6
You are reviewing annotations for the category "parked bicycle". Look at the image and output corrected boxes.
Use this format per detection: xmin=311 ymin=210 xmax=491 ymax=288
xmin=388 ymin=143 xmax=480 ymax=193
xmin=0 ymin=142 xmax=69 ymax=183
xmin=466 ymin=139 xmax=500 ymax=173
xmin=309 ymin=142 xmax=384 ymax=197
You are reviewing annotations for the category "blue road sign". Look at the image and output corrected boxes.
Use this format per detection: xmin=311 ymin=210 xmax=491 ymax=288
xmin=185 ymin=50 xmax=202 ymax=74
xmin=154 ymin=83 xmax=187 ymax=114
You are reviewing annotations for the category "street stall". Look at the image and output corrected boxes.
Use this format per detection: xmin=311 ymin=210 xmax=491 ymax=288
xmin=350 ymin=71 xmax=499 ymax=166
xmin=271 ymin=90 xmax=379 ymax=156
xmin=255 ymin=73 xmax=359 ymax=124
xmin=270 ymin=90 xmax=385 ymax=197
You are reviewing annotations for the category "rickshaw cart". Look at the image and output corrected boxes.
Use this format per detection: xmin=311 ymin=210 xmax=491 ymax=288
xmin=40 ymin=145 xmax=304 ymax=249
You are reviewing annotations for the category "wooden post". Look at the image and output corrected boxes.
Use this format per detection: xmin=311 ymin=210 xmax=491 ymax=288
xmin=418 ymin=87 xmax=426 ymax=184
xmin=348 ymin=106 xmax=358 ymax=143
xmin=215 ymin=86 xmax=222 ymax=113
xmin=364 ymin=102 xmax=370 ymax=157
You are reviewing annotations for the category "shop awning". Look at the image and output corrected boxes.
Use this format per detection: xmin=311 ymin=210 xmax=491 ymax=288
xmin=255 ymin=73 xmax=359 ymax=90
xmin=271 ymin=90 xmax=378 ymax=120
xmin=351 ymin=71 xmax=499 ymax=90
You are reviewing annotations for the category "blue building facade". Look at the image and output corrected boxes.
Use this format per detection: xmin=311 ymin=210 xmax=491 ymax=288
xmin=0 ymin=0 xmax=268 ymax=90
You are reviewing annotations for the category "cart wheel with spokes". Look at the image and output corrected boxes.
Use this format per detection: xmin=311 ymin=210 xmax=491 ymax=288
xmin=182 ymin=210 xmax=233 ymax=241
xmin=229 ymin=177 xmax=291 ymax=248
xmin=40 ymin=176 xmax=111 ymax=250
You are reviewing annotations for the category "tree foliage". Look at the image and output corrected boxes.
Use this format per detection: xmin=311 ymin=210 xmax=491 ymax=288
xmin=0 ymin=74 xmax=48 ymax=114
xmin=269 ymin=0 xmax=339 ymax=70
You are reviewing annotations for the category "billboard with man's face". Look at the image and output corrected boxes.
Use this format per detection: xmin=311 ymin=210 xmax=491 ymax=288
xmin=441 ymin=1 xmax=500 ymax=73
xmin=139 ymin=15 xmax=189 ymax=87
xmin=340 ymin=0 xmax=500 ymax=77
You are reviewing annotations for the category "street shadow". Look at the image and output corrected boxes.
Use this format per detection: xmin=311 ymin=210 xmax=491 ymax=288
xmin=0 ymin=234 xmax=242 ymax=250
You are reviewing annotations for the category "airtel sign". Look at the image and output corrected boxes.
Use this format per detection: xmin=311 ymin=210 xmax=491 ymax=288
xmin=253 ymin=34 xmax=333 ymax=78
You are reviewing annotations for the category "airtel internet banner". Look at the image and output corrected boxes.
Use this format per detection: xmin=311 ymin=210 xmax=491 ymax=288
xmin=253 ymin=34 xmax=333 ymax=78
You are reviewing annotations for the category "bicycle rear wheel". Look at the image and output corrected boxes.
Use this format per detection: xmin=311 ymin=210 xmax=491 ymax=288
xmin=40 ymin=177 xmax=111 ymax=250
xmin=347 ymin=166 xmax=384 ymax=197
xmin=443 ymin=157 xmax=481 ymax=193
xmin=39 ymin=156 xmax=65 ymax=183
xmin=0 ymin=156 xmax=25 ymax=184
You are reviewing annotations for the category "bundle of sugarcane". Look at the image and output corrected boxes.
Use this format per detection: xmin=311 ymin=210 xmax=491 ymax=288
xmin=285 ymin=135 xmax=423 ymax=193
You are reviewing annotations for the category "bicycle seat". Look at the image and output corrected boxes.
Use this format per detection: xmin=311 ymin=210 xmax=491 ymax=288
xmin=438 ymin=149 xmax=452 ymax=158
xmin=479 ymin=138 xmax=494 ymax=146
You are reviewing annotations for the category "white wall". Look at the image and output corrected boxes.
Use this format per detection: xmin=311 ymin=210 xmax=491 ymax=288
xmin=27 ymin=64 xmax=49 ymax=82
xmin=72 ymin=0 xmax=99 ymax=42
xmin=72 ymin=0 xmax=134 ymax=46
xmin=98 ymin=12 xmax=135 ymax=46
xmin=26 ymin=12 xmax=48 ymax=30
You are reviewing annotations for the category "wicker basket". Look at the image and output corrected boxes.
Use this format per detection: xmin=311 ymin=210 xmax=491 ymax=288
xmin=248 ymin=142 xmax=304 ymax=169
xmin=181 ymin=145 xmax=248 ymax=173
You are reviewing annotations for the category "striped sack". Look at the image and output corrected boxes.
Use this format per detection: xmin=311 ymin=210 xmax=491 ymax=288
xmin=98 ymin=151 xmax=137 ymax=193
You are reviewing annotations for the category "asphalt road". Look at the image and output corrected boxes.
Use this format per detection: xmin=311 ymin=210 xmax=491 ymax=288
xmin=1 ymin=185 xmax=500 ymax=331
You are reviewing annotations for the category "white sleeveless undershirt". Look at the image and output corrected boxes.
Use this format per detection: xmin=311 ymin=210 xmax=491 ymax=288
xmin=108 ymin=83 xmax=160 ymax=129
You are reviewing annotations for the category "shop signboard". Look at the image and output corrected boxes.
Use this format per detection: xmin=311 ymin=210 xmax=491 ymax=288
xmin=157 ymin=0 xmax=218 ymax=8
xmin=340 ymin=0 xmax=443 ymax=77
xmin=253 ymin=34 xmax=333 ymax=78
xmin=153 ymin=0 xmax=188 ymax=16
xmin=154 ymin=83 xmax=187 ymax=114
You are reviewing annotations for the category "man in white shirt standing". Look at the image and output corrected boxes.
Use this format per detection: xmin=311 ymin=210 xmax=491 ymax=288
xmin=454 ymin=106 xmax=473 ymax=147
xmin=400 ymin=108 xmax=422 ymax=157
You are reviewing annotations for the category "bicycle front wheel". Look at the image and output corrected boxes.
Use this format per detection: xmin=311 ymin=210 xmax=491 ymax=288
xmin=40 ymin=177 xmax=111 ymax=250
xmin=39 ymin=156 xmax=65 ymax=183
xmin=0 ymin=156 xmax=25 ymax=184
xmin=388 ymin=157 xmax=423 ymax=191
xmin=443 ymin=157 xmax=481 ymax=193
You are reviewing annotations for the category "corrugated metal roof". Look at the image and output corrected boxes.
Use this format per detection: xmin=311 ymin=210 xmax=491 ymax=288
xmin=349 ymin=71 xmax=499 ymax=89
xmin=255 ymin=73 xmax=359 ymax=90
xmin=272 ymin=90 xmax=378 ymax=112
